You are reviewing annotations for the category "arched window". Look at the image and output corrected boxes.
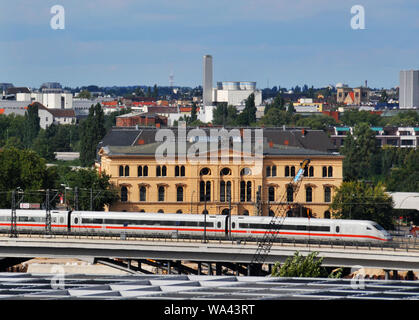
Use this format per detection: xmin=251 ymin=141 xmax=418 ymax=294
xmin=180 ymin=165 xmax=185 ymax=176
xmin=175 ymin=165 xmax=180 ymax=177
xmin=306 ymin=186 xmax=312 ymax=203
xmin=324 ymin=210 xmax=331 ymax=219
xmin=177 ymin=186 xmax=184 ymax=202
xmin=124 ymin=165 xmax=130 ymax=177
xmin=290 ymin=166 xmax=295 ymax=177
xmin=200 ymin=167 xmax=210 ymax=176
xmin=200 ymin=181 xmax=210 ymax=201
xmin=220 ymin=181 xmax=226 ymax=202
xmin=240 ymin=181 xmax=246 ymax=202
xmin=266 ymin=166 xmax=271 ymax=177
xmin=202 ymin=209 xmax=208 ymax=215
xmin=246 ymin=181 xmax=252 ymax=201
xmin=121 ymin=186 xmax=128 ymax=202
xmin=322 ymin=166 xmax=327 ymax=177
xmin=242 ymin=210 xmax=249 ymax=216
xmin=143 ymin=165 xmax=148 ymax=176
xmin=176 ymin=210 xmax=183 ymax=214
xmin=272 ymin=165 xmax=277 ymax=177
xmin=268 ymin=186 xmax=275 ymax=202
xmin=328 ymin=166 xmax=333 ymax=177
xmin=309 ymin=166 xmax=314 ymax=177
xmin=139 ymin=209 xmax=145 ymax=212
xmin=220 ymin=168 xmax=231 ymax=176
xmin=119 ymin=165 xmax=124 ymax=177
xmin=158 ymin=186 xmax=165 ymax=202
xmin=285 ymin=166 xmax=290 ymax=177
xmin=139 ymin=186 xmax=146 ymax=202
xmin=269 ymin=210 xmax=275 ymax=217
xmin=156 ymin=166 xmax=161 ymax=177
xmin=162 ymin=165 xmax=167 ymax=176
xmin=240 ymin=167 xmax=252 ymax=176
xmin=287 ymin=185 xmax=294 ymax=202
xmin=221 ymin=209 xmax=230 ymax=215
xmin=157 ymin=209 xmax=164 ymax=213
xmin=324 ymin=186 xmax=331 ymax=203
xmin=137 ymin=166 xmax=142 ymax=177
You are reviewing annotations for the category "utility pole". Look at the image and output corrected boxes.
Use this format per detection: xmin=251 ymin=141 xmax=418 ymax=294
xmin=45 ymin=189 xmax=51 ymax=234
xmin=10 ymin=190 xmax=17 ymax=238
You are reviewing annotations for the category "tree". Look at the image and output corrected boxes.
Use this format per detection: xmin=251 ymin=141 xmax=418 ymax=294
xmin=78 ymin=90 xmax=91 ymax=99
xmin=330 ymin=181 xmax=395 ymax=229
xmin=271 ymin=251 xmax=328 ymax=277
xmin=80 ymin=104 xmax=106 ymax=167
xmin=62 ymin=168 xmax=119 ymax=211
xmin=190 ymin=102 xmax=198 ymax=122
xmin=236 ymin=93 xmax=256 ymax=126
xmin=0 ymin=147 xmax=57 ymax=208
xmin=212 ymin=103 xmax=238 ymax=126
xmin=340 ymin=123 xmax=381 ymax=181
xmin=23 ymin=103 xmax=40 ymax=148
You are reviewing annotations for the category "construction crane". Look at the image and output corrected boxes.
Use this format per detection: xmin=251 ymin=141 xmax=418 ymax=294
xmin=250 ymin=158 xmax=311 ymax=268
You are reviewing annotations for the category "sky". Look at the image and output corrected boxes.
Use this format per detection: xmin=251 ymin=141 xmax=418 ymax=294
xmin=0 ymin=0 xmax=418 ymax=89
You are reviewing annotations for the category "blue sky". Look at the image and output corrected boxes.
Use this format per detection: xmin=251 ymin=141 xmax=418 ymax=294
xmin=1 ymin=0 xmax=418 ymax=89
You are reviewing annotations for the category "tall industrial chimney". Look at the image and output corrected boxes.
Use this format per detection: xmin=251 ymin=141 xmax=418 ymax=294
xmin=203 ymin=55 xmax=213 ymax=106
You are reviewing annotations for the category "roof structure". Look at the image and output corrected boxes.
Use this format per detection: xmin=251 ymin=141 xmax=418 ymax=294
xmin=0 ymin=273 xmax=418 ymax=300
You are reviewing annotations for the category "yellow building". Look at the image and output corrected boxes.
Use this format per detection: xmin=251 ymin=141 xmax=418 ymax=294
xmin=98 ymin=127 xmax=343 ymax=218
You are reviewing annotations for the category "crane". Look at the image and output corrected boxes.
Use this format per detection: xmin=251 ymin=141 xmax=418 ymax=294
xmin=250 ymin=158 xmax=311 ymax=268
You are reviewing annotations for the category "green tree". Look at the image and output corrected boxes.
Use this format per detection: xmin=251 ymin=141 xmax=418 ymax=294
xmin=340 ymin=123 xmax=382 ymax=181
xmin=236 ymin=93 xmax=256 ymax=126
xmin=78 ymin=90 xmax=92 ymax=99
xmin=330 ymin=181 xmax=394 ymax=229
xmin=212 ymin=103 xmax=238 ymax=126
xmin=80 ymin=104 xmax=106 ymax=167
xmin=190 ymin=102 xmax=198 ymax=122
xmin=23 ymin=103 xmax=40 ymax=148
xmin=62 ymin=168 xmax=119 ymax=211
xmin=271 ymin=251 xmax=328 ymax=277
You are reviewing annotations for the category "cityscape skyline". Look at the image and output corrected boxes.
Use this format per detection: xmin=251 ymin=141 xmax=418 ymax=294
xmin=1 ymin=0 xmax=418 ymax=89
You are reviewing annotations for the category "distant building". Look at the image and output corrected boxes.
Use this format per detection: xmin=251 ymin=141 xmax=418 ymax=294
xmin=115 ymin=111 xmax=167 ymax=127
xmin=336 ymin=86 xmax=370 ymax=105
xmin=213 ymin=81 xmax=262 ymax=107
xmin=399 ymin=70 xmax=419 ymax=109
xmin=36 ymin=102 xmax=76 ymax=129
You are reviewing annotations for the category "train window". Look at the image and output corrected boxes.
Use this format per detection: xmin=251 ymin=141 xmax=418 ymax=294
xmin=373 ymin=224 xmax=385 ymax=231
xmin=336 ymin=226 xmax=340 ymax=233
xmin=366 ymin=226 xmax=371 ymax=230
xmin=60 ymin=217 xmax=64 ymax=223
xmin=217 ymin=222 xmax=221 ymax=228
xmin=74 ymin=218 xmax=79 ymax=224
xmin=232 ymin=222 xmax=236 ymax=229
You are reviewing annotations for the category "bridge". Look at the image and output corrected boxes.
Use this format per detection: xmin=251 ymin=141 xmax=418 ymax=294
xmin=0 ymin=235 xmax=418 ymax=275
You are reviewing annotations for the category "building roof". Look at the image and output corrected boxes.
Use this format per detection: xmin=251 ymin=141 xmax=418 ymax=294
xmin=35 ymin=103 xmax=76 ymax=117
xmin=98 ymin=127 xmax=340 ymax=158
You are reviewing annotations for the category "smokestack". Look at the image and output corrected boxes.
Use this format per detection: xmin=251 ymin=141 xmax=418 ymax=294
xmin=203 ymin=55 xmax=213 ymax=107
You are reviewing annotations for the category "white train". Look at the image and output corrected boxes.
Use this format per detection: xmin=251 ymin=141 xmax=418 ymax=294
xmin=0 ymin=209 xmax=392 ymax=243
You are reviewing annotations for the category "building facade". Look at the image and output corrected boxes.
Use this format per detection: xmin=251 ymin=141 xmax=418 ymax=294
xmin=400 ymin=70 xmax=419 ymax=109
xmin=97 ymin=127 xmax=343 ymax=219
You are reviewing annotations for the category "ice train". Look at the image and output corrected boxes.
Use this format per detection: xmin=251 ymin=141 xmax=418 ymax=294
xmin=0 ymin=209 xmax=392 ymax=243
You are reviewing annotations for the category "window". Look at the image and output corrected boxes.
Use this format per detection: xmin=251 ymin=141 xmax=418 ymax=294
xmin=246 ymin=181 xmax=252 ymax=202
xmin=243 ymin=210 xmax=249 ymax=216
xmin=124 ymin=165 xmax=130 ymax=177
xmin=156 ymin=165 xmax=167 ymax=177
xmin=287 ymin=185 xmax=293 ymax=202
xmin=220 ymin=181 xmax=226 ymax=202
xmin=322 ymin=166 xmax=327 ymax=177
xmin=156 ymin=166 xmax=161 ymax=176
xmin=200 ymin=167 xmax=210 ymax=176
xmin=285 ymin=166 xmax=290 ymax=177
xmin=268 ymin=186 xmax=275 ymax=202
xmin=162 ymin=165 xmax=167 ymax=176
xmin=240 ymin=181 xmax=246 ymax=202
xmin=324 ymin=211 xmax=331 ymax=219
xmin=266 ymin=166 xmax=271 ymax=177
xmin=269 ymin=210 xmax=275 ymax=217
xmin=119 ymin=165 xmax=124 ymax=177
xmin=272 ymin=165 xmax=277 ymax=177
xmin=139 ymin=186 xmax=146 ymax=202
xmin=158 ymin=209 xmax=164 ymax=213
xmin=175 ymin=165 xmax=179 ymax=177
xmin=200 ymin=181 xmax=211 ymax=201
xmin=324 ymin=186 xmax=331 ymax=203
xmin=121 ymin=186 xmax=128 ymax=202
xmin=328 ymin=166 xmax=333 ymax=177
xmin=290 ymin=166 xmax=295 ymax=177
xmin=306 ymin=186 xmax=312 ymax=203
xmin=180 ymin=165 xmax=185 ymax=176
xmin=143 ymin=165 xmax=148 ymax=176
xmin=336 ymin=226 xmax=340 ymax=233
xmin=137 ymin=166 xmax=143 ymax=177
xmin=240 ymin=167 xmax=252 ymax=176
xmin=177 ymin=186 xmax=184 ymax=202
xmin=158 ymin=186 xmax=165 ymax=202
xmin=176 ymin=210 xmax=183 ymax=214
xmin=309 ymin=166 xmax=314 ymax=177
xmin=220 ymin=168 xmax=231 ymax=176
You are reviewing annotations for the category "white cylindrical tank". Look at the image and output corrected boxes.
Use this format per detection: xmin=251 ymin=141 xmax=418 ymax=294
xmin=222 ymin=81 xmax=240 ymax=90
xmin=240 ymin=82 xmax=256 ymax=90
